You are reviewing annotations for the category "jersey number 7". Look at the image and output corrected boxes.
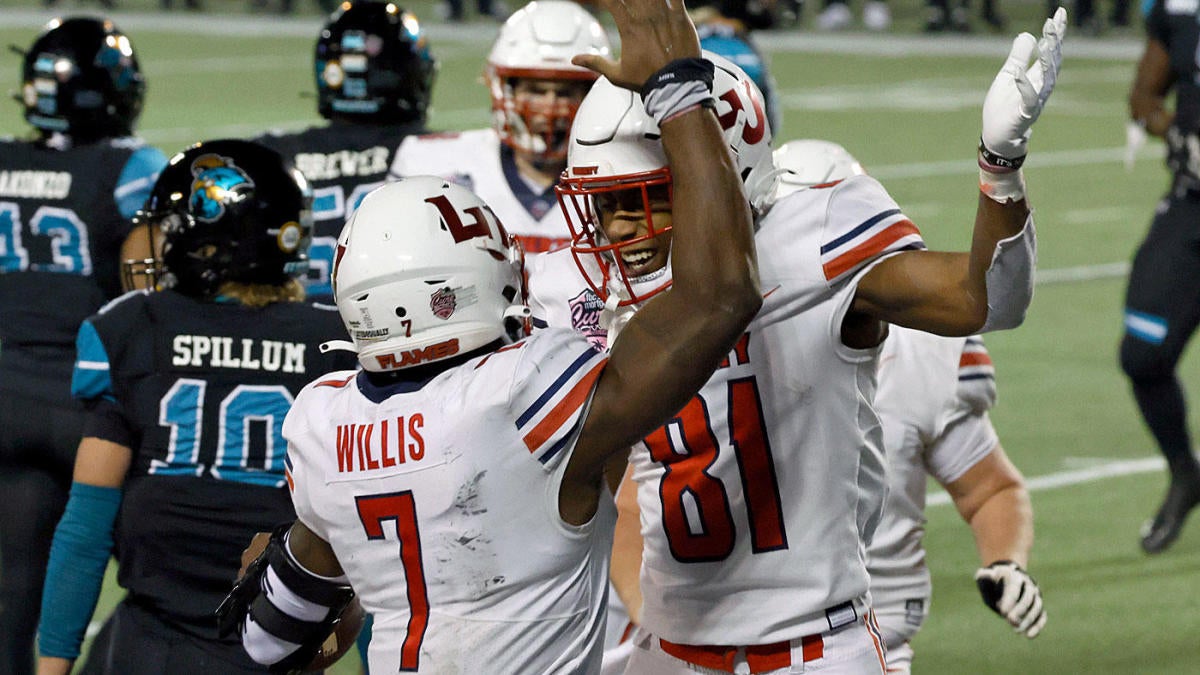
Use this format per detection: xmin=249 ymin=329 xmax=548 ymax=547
xmin=356 ymin=491 xmax=429 ymax=672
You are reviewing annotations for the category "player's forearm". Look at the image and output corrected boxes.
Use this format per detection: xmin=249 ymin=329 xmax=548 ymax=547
xmin=659 ymin=106 xmax=761 ymax=335
xmin=962 ymin=187 xmax=1036 ymax=333
xmin=967 ymin=484 xmax=1034 ymax=568
xmin=1129 ymin=38 xmax=1174 ymax=138
xmin=37 ymin=482 xmax=120 ymax=662
xmin=36 ymin=656 xmax=73 ymax=675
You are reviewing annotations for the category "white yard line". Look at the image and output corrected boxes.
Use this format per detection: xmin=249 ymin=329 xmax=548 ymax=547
xmin=928 ymin=457 xmax=1165 ymax=506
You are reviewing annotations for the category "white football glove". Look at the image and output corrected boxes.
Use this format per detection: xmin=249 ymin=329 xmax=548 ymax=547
xmin=974 ymin=560 xmax=1047 ymax=638
xmin=980 ymin=7 xmax=1068 ymax=166
xmin=1125 ymin=119 xmax=1148 ymax=171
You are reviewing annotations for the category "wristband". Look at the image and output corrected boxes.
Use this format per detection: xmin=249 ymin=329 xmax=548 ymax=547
xmin=979 ymin=146 xmax=1026 ymax=203
xmin=979 ymin=166 xmax=1026 ymax=203
xmin=641 ymin=57 xmax=716 ymax=126
xmin=978 ymin=138 xmax=1026 ymax=171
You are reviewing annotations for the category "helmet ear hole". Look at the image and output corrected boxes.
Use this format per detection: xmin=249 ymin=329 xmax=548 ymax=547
xmin=395 ymin=307 xmax=407 ymax=317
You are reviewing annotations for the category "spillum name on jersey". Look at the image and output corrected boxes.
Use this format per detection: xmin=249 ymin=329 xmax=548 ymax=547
xmin=172 ymin=335 xmax=307 ymax=373
xmin=335 ymin=416 xmax=426 ymax=473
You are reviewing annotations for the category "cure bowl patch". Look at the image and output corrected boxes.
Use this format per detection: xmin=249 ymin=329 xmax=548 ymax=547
xmin=431 ymin=287 xmax=457 ymax=319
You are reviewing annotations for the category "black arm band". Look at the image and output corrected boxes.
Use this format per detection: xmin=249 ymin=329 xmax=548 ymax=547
xmin=215 ymin=524 xmax=355 ymax=674
xmin=640 ymin=58 xmax=717 ymax=125
xmin=978 ymin=138 xmax=1026 ymax=171
xmin=640 ymin=57 xmax=715 ymax=100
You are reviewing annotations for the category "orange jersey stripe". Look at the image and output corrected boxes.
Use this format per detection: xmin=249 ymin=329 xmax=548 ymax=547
xmin=822 ymin=219 xmax=920 ymax=281
xmin=315 ymin=373 xmax=356 ymax=389
xmin=522 ymin=360 xmax=606 ymax=453
xmin=959 ymin=351 xmax=994 ymax=367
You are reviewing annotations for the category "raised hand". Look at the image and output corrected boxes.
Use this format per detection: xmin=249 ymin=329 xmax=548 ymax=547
xmin=980 ymin=7 xmax=1068 ymax=165
xmin=571 ymin=0 xmax=702 ymax=91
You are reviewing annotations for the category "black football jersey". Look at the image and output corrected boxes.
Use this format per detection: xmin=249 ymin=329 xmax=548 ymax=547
xmin=73 ymin=289 xmax=357 ymax=638
xmin=1148 ymin=0 xmax=1200 ymax=150
xmin=0 ymin=136 xmax=166 ymax=402
xmin=1142 ymin=0 xmax=1200 ymax=183
xmin=254 ymin=122 xmax=424 ymax=301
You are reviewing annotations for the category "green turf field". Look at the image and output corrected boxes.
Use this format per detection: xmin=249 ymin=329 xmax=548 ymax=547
xmin=3 ymin=4 xmax=1198 ymax=673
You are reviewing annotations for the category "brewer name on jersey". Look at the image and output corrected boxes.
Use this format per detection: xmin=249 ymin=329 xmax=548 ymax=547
xmin=172 ymin=335 xmax=307 ymax=373
xmin=0 ymin=170 xmax=71 ymax=199
xmin=294 ymin=147 xmax=389 ymax=181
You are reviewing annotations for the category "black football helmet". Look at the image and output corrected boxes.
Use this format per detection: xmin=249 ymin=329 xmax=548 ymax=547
xmin=131 ymin=140 xmax=313 ymax=298
xmin=314 ymin=1 xmax=437 ymax=125
xmin=20 ymin=17 xmax=146 ymax=140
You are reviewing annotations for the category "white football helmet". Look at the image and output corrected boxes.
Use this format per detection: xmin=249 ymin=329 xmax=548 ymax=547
xmin=330 ymin=177 xmax=530 ymax=373
xmin=485 ymin=0 xmax=611 ymax=161
xmin=557 ymin=51 xmax=775 ymax=307
xmin=773 ymin=139 xmax=866 ymax=199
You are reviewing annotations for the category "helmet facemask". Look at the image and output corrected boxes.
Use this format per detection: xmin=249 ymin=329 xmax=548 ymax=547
xmin=559 ymin=52 xmax=775 ymax=309
xmin=484 ymin=0 xmax=610 ymax=165
xmin=489 ymin=72 xmax=593 ymax=165
xmin=559 ymin=170 xmax=674 ymax=307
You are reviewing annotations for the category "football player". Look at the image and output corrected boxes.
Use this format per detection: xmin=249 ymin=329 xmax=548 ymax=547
xmin=775 ymin=140 xmax=1046 ymax=671
xmin=220 ymin=0 xmax=761 ymax=669
xmin=253 ymin=0 xmax=436 ymax=303
xmin=1121 ymin=0 xmax=1200 ymax=554
xmin=0 ymin=17 xmax=167 ymax=675
xmin=390 ymin=0 xmax=610 ymax=254
xmin=35 ymin=140 xmax=357 ymax=675
xmin=529 ymin=9 xmax=1065 ymax=673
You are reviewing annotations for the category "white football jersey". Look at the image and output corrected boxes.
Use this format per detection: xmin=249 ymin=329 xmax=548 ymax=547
xmin=284 ymin=328 xmax=614 ymax=674
xmin=391 ymin=129 xmax=573 ymax=254
xmin=868 ymin=327 xmax=999 ymax=646
xmin=529 ymin=175 xmax=926 ymax=645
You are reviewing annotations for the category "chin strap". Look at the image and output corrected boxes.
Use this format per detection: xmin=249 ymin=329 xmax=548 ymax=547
xmin=599 ymin=283 xmax=637 ymax=346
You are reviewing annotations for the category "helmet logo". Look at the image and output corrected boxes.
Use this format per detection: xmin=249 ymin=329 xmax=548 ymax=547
xmin=716 ymin=80 xmax=767 ymax=146
xmin=188 ymin=154 xmax=255 ymax=223
xmin=277 ymin=221 xmax=303 ymax=253
xmin=430 ymin=286 xmax=457 ymax=320
xmin=323 ymin=61 xmax=345 ymax=89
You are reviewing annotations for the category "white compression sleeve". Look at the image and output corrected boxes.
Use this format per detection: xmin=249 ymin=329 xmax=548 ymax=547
xmin=979 ymin=213 xmax=1036 ymax=333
